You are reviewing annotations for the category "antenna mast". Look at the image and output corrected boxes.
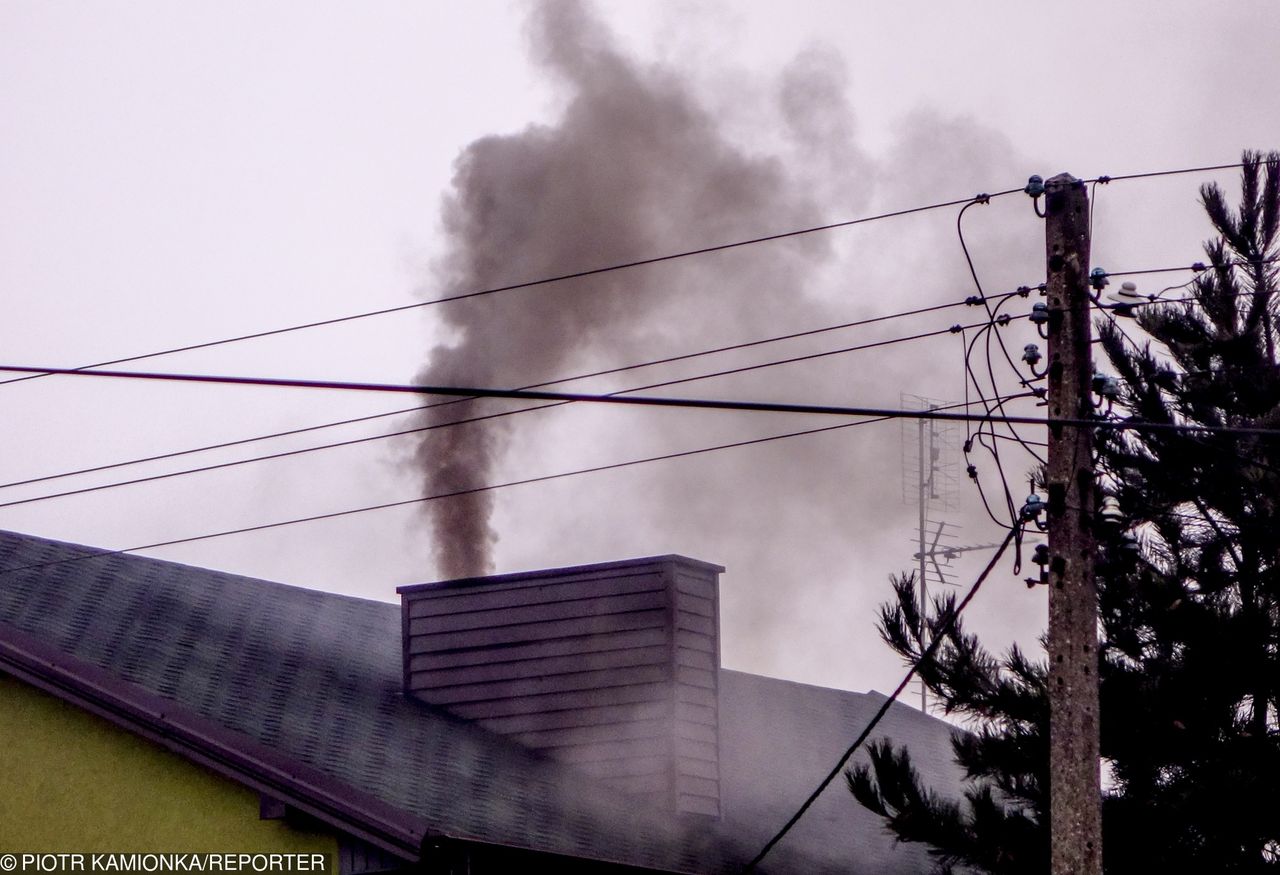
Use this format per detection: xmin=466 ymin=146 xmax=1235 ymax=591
xmin=901 ymin=394 xmax=958 ymax=710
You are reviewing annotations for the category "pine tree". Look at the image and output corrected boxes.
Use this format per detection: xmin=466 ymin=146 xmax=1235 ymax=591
xmin=848 ymin=151 xmax=1280 ymax=874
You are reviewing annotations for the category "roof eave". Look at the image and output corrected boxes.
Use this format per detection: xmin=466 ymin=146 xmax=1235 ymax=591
xmin=0 ymin=620 xmax=426 ymax=860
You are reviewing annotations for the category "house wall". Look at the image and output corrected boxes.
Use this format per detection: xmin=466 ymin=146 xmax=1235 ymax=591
xmin=0 ymin=676 xmax=338 ymax=859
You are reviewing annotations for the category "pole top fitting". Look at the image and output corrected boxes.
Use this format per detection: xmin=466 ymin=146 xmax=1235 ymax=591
xmin=1044 ymin=172 xmax=1083 ymax=192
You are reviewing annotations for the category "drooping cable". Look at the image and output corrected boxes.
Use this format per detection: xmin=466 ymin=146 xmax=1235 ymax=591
xmin=0 ymin=318 xmax=1003 ymax=510
xmin=0 ymin=291 xmax=1030 ymax=492
xmin=0 ymin=189 xmax=1025 ymax=388
xmin=954 ymin=195 xmax=1048 ymax=533
xmin=743 ymin=523 xmax=1019 ymax=872
xmin=0 ymin=397 xmax=1026 ymax=577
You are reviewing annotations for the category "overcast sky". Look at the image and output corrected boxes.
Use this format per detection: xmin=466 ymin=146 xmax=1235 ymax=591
xmin=2 ymin=0 xmax=1278 ymax=699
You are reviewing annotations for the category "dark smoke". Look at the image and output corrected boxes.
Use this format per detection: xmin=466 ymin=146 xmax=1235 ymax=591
xmin=414 ymin=0 xmax=859 ymax=579
xmin=411 ymin=3 xmax=1037 ymax=695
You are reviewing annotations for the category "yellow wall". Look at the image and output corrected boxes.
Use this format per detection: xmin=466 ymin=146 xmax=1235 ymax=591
xmin=0 ymin=675 xmax=338 ymax=859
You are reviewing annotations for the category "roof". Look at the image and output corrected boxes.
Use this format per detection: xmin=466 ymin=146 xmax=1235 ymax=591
xmin=0 ymin=529 xmax=963 ymax=873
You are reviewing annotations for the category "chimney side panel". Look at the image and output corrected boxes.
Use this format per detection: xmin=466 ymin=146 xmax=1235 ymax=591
xmin=398 ymin=557 xmax=722 ymax=818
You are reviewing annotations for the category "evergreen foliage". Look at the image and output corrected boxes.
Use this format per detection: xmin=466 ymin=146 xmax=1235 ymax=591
xmin=848 ymin=152 xmax=1280 ymax=874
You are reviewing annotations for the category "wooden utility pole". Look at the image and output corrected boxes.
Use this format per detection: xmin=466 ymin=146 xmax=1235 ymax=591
xmin=1043 ymin=172 xmax=1102 ymax=875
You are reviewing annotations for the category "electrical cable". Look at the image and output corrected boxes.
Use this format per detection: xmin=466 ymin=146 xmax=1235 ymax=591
xmin=20 ymin=165 xmax=1259 ymax=496
xmin=983 ymin=291 xmax=1048 ymax=464
xmin=954 ymin=195 xmax=1046 ymax=533
xmin=958 ymin=325 xmax=1019 ymax=528
xmin=1087 ymin=271 xmax=1278 ymax=378
xmin=1105 ymin=255 xmax=1280 ymax=279
xmin=1089 ymin=278 xmax=1200 ymax=319
xmin=743 ymin=523 xmax=1019 ymax=872
xmin=1094 ymin=301 xmax=1149 ymax=360
xmin=965 ymin=321 xmax=1019 ymax=525
xmin=958 ymin=301 xmax=1032 ymax=527
xmin=1080 ymin=270 xmax=1272 ymax=324
xmin=3 ymin=365 xmax=1279 ymax=435
xmin=974 ymin=402 xmax=1019 ymax=524
xmin=1105 ymin=416 xmax=1280 ymax=481
xmin=988 ymin=309 xmax=1049 ymax=457
xmin=7 ymin=275 xmax=1239 ymax=560
xmin=969 ymin=460 xmax=1012 ymax=530
xmin=0 ymin=318 xmax=1004 ymax=510
xmin=1082 ymin=158 xmax=1276 ymax=185
xmin=961 ymin=328 xmax=972 ymax=446
xmin=0 ymin=396 xmax=1024 ymax=577
xmin=958 ymin=324 xmax=1020 ymax=528
xmin=0 ymin=188 xmax=1025 ymax=389
xmin=0 ymin=289 xmax=1032 ymax=492
xmin=956 ymin=199 xmax=1036 ymax=390
xmin=984 ymin=432 xmax=1047 ymax=449
xmin=3 ymin=161 xmax=1260 ymax=397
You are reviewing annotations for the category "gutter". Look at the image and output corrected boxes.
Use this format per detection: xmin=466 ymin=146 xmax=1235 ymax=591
xmin=0 ymin=620 xmax=741 ymax=875
xmin=0 ymin=621 xmax=426 ymax=860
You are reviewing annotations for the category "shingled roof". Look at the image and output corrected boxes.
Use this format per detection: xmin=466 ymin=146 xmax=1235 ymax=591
xmin=0 ymin=529 xmax=963 ymax=873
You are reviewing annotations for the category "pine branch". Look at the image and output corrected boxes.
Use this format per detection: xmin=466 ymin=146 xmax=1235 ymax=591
xmin=852 ymin=151 xmax=1280 ymax=873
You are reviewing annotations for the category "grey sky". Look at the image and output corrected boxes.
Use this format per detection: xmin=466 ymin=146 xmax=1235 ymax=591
xmin=2 ymin=0 xmax=1278 ymax=697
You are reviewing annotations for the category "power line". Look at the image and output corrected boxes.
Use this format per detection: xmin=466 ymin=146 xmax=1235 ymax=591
xmin=9 ymin=158 xmax=1256 ymax=491
xmin=1042 ymin=261 xmax=1278 ymax=321
xmin=0 ymin=318 xmax=1006 ymax=510
xmin=3 ymin=363 xmax=1278 ymax=437
xmin=743 ymin=524 xmax=1018 ymax=872
xmin=1 ymin=291 xmax=1029 ymax=492
xmin=0 ymin=190 xmax=1023 ymax=389
xmin=3 ymin=160 xmax=1256 ymax=393
xmin=1105 ymin=255 xmax=1280 ymax=279
xmin=5 ymin=161 xmax=1258 ymax=392
xmin=0 ymin=396 xmax=1020 ymax=577
xmin=1083 ymin=159 xmax=1274 ymax=185
xmin=0 ymin=401 xmax=431 ymax=492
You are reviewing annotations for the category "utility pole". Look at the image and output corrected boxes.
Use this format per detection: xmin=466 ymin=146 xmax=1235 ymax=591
xmin=1043 ymin=173 xmax=1102 ymax=875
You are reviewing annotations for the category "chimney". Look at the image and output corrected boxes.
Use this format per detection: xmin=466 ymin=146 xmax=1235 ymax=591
xmin=397 ymin=555 xmax=722 ymax=818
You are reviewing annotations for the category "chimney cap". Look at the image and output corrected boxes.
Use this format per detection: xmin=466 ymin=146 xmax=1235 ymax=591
xmin=396 ymin=553 xmax=724 ymax=595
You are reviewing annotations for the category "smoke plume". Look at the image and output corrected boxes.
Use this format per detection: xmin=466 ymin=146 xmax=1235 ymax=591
xmin=411 ymin=1 xmax=1037 ymax=697
xmin=414 ymin=0 xmax=864 ymax=579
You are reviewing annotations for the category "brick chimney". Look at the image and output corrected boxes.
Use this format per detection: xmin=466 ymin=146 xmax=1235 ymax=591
xmin=397 ymin=555 xmax=722 ymax=818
